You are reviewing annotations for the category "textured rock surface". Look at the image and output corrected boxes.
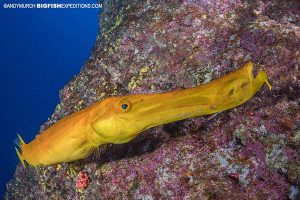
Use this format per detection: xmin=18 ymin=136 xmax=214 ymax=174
xmin=5 ymin=0 xmax=300 ymax=199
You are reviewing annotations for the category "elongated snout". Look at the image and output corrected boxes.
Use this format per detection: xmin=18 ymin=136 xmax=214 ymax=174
xmin=128 ymin=62 xmax=270 ymax=130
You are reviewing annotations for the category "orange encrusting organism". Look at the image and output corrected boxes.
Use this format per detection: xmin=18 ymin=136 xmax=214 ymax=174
xmin=16 ymin=62 xmax=271 ymax=167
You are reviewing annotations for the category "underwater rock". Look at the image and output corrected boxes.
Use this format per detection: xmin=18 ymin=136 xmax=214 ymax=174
xmin=5 ymin=0 xmax=300 ymax=199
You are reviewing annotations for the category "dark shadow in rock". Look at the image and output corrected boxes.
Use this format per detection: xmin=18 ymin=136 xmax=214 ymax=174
xmin=81 ymin=131 xmax=163 ymax=165
xmin=163 ymin=120 xmax=187 ymax=138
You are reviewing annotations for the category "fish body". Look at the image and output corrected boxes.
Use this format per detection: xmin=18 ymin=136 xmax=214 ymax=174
xmin=16 ymin=62 xmax=271 ymax=166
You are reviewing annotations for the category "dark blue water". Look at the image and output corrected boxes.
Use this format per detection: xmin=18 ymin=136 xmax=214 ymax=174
xmin=0 ymin=0 xmax=100 ymax=196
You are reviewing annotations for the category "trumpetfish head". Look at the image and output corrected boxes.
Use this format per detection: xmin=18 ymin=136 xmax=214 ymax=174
xmin=89 ymin=93 xmax=184 ymax=144
xmin=90 ymin=62 xmax=271 ymax=145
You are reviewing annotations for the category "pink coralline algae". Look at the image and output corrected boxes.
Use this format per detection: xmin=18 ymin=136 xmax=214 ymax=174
xmin=75 ymin=172 xmax=89 ymax=190
xmin=5 ymin=0 xmax=300 ymax=199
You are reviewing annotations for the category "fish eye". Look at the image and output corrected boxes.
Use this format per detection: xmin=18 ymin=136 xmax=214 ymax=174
xmin=119 ymin=100 xmax=131 ymax=112
xmin=121 ymin=104 xmax=128 ymax=110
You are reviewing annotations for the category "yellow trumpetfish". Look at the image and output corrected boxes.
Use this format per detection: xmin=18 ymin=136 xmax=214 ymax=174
xmin=16 ymin=62 xmax=271 ymax=167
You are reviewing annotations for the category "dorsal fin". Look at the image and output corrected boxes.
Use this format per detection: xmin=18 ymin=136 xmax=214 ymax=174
xmin=17 ymin=133 xmax=25 ymax=146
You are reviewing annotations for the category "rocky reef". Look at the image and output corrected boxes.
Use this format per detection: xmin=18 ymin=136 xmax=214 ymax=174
xmin=5 ymin=0 xmax=300 ymax=199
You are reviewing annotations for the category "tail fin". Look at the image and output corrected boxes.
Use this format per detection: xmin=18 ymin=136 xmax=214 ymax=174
xmin=15 ymin=133 xmax=26 ymax=167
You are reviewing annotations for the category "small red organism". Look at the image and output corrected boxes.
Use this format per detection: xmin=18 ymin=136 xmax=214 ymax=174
xmin=75 ymin=171 xmax=89 ymax=190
